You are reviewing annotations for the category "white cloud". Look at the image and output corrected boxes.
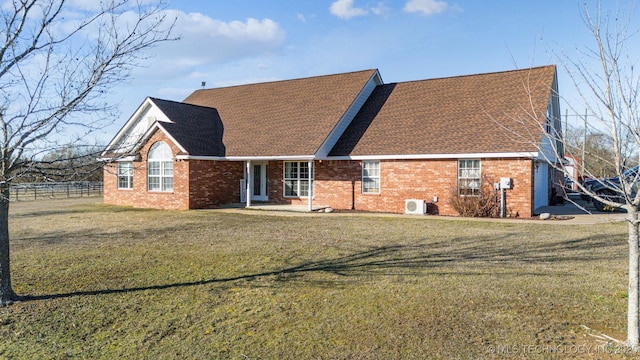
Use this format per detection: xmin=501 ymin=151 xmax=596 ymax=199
xmin=330 ymin=0 xmax=369 ymax=20
xmin=139 ymin=11 xmax=286 ymax=78
xmin=174 ymin=12 xmax=284 ymax=43
xmin=403 ymin=0 xmax=449 ymax=15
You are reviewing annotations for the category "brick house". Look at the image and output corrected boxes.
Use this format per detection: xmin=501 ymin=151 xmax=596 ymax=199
xmin=101 ymin=65 xmax=562 ymax=217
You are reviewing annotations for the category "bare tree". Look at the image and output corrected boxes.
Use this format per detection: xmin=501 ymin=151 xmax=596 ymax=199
xmin=560 ymin=1 xmax=640 ymax=349
xmin=0 ymin=0 xmax=176 ymax=305
xmin=502 ymin=0 xmax=640 ymax=349
xmin=565 ymin=127 xmax=621 ymax=178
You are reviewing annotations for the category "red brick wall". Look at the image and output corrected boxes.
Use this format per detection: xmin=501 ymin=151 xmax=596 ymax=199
xmin=188 ymin=160 xmax=244 ymax=208
xmin=267 ymin=158 xmax=535 ymax=217
xmin=105 ymin=152 xmax=537 ymax=217
xmin=103 ymin=131 xmax=189 ymax=210
xmin=266 ymin=161 xmax=286 ymax=203
xmin=481 ymin=158 xmax=534 ymax=218
xmin=104 ymin=131 xmax=247 ymax=210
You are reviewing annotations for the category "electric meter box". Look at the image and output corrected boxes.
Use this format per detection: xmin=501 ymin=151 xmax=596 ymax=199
xmin=500 ymin=177 xmax=512 ymax=189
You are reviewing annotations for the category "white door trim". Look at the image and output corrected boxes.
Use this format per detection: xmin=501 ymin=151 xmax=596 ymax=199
xmin=250 ymin=161 xmax=268 ymax=202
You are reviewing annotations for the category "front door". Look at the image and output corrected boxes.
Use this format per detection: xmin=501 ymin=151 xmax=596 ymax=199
xmin=251 ymin=162 xmax=268 ymax=201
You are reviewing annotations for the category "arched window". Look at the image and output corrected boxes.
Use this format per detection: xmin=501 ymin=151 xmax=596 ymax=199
xmin=148 ymin=142 xmax=173 ymax=192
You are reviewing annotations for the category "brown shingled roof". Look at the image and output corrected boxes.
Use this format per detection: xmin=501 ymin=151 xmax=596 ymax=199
xmin=182 ymin=69 xmax=378 ymax=157
xmin=331 ymin=65 xmax=557 ymax=156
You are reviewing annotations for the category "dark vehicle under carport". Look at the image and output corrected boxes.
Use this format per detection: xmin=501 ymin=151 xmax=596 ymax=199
xmin=586 ymin=166 xmax=639 ymax=212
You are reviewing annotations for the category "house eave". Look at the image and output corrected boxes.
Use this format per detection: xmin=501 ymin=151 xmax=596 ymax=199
xmin=175 ymin=152 xmax=539 ymax=161
xmin=175 ymin=155 xmax=316 ymax=161
xmin=325 ymin=152 xmax=540 ymax=160
xmin=97 ymin=155 xmax=138 ymax=162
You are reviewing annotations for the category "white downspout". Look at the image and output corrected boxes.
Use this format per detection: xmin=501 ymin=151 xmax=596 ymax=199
xmin=246 ymin=161 xmax=251 ymax=208
xmin=308 ymin=160 xmax=313 ymax=212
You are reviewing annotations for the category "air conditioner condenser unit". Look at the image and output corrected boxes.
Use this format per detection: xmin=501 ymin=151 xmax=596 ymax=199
xmin=405 ymin=199 xmax=427 ymax=215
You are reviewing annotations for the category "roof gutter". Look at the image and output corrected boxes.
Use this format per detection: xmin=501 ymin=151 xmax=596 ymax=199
xmin=325 ymin=152 xmax=540 ymax=160
xmin=96 ymin=155 xmax=138 ymax=162
xmin=108 ymin=152 xmax=539 ymax=162
xmin=177 ymin=152 xmax=539 ymax=161
xmin=175 ymin=155 xmax=316 ymax=161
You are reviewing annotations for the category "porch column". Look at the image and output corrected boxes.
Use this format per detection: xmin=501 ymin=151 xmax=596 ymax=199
xmin=308 ymin=160 xmax=313 ymax=212
xmin=246 ymin=160 xmax=251 ymax=208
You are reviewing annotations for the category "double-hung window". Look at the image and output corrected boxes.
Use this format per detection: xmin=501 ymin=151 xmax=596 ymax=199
xmin=148 ymin=142 xmax=174 ymax=192
xmin=362 ymin=160 xmax=380 ymax=194
xmin=117 ymin=162 xmax=133 ymax=189
xmin=284 ymin=161 xmax=313 ymax=197
xmin=458 ymin=159 xmax=481 ymax=196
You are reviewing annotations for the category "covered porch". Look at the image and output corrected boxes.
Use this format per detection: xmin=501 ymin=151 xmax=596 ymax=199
xmin=242 ymin=158 xmax=317 ymax=212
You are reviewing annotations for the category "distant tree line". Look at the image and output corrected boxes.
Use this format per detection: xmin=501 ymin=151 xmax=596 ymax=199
xmin=13 ymin=145 xmax=103 ymax=183
xmin=564 ymin=126 xmax=638 ymax=180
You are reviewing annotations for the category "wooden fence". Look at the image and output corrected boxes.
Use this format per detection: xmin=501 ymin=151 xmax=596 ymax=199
xmin=9 ymin=182 xmax=103 ymax=201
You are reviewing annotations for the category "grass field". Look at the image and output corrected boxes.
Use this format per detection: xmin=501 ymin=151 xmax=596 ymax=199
xmin=0 ymin=198 xmax=635 ymax=359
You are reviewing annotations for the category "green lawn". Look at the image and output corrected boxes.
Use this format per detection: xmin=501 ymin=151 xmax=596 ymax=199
xmin=0 ymin=198 xmax=634 ymax=359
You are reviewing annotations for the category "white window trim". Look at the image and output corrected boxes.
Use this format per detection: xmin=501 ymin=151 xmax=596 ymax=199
xmin=362 ymin=160 xmax=380 ymax=194
xmin=147 ymin=142 xmax=174 ymax=193
xmin=283 ymin=161 xmax=314 ymax=198
xmin=117 ymin=162 xmax=133 ymax=190
xmin=458 ymin=159 xmax=481 ymax=196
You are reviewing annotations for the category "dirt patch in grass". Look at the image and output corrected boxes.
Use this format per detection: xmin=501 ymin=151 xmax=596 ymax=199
xmin=0 ymin=198 xmax=635 ymax=359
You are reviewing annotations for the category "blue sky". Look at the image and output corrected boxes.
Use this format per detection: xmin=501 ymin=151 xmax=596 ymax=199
xmin=102 ymin=0 xmax=634 ymax=138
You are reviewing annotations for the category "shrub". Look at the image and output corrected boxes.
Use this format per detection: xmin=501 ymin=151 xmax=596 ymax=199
xmin=448 ymin=176 xmax=499 ymax=217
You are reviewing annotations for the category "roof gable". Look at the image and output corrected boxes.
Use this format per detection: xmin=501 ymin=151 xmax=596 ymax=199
xmin=330 ymin=65 xmax=557 ymax=157
xmin=183 ymin=69 xmax=380 ymax=157
xmin=102 ymin=97 xmax=224 ymax=157
xmin=151 ymin=98 xmax=225 ymax=156
xmin=101 ymin=97 xmax=171 ymax=157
